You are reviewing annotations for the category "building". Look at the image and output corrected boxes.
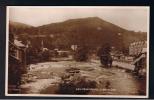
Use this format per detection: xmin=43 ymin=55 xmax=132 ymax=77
xmin=8 ymin=33 xmax=27 ymax=93
xmin=129 ymin=41 xmax=147 ymax=77
xmin=129 ymin=41 xmax=147 ymax=56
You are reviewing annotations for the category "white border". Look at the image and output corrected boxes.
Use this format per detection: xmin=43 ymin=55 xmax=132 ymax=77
xmin=5 ymin=6 xmax=150 ymax=98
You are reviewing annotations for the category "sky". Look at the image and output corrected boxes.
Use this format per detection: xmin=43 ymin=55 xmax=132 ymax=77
xmin=8 ymin=6 xmax=149 ymax=32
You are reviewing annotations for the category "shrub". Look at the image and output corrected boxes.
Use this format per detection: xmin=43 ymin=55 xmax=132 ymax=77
xmin=57 ymin=73 xmax=97 ymax=94
xmin=74 ymin=46 xmax=89 ymax=62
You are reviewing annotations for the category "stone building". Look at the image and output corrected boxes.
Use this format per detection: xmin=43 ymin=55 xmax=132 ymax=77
xmin=129 ymin=41 xmax=147 ymax=77
xmin=129 ymin=41 xmax=147 ymax=56
xmin=8 ymin=33 xmax=27 ymax=93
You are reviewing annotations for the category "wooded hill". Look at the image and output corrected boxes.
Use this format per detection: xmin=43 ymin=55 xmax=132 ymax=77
xmin=9 ymin=17 xmax=147 ymax=51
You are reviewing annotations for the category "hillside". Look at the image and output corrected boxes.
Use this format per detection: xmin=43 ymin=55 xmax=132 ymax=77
xmin=9 ymin=21 xmax=33 ymax=28
xmin=9 ymin=17 xmax=147 ymax=51
xmin=9 ymin=21 xmax=35 ymax=35
xmin=38 ymin=17 xmax=126 ymax=35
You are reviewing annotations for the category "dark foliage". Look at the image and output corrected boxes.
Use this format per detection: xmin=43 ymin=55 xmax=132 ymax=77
xmin=74 ymin=45 xmax=89 ymax=61
xmin=98 ymin=43 xmax=113 ymax=67
xmin=57 ymin=74 xmax=97 ymax=94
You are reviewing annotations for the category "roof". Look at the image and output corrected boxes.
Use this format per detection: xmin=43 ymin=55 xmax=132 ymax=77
xmin=14 ymin=40 xmax=25 ymax=47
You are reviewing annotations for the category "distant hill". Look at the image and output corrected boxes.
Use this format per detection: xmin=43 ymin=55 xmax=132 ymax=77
xmin=9 ymin=21 xmax=33 ymax=28
xmin=38 ymin=17 xmax=126 ymax=34
xmin=9 ymin=21 xmax=35 ymax=35
xmin=9 ymin=17 xmax=147 ymax=51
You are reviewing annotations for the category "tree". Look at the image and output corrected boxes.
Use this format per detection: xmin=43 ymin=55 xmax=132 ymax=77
xmin=74 ymin=45 xmax=89 ymax=62
xmin=97 ymin=43 xmax=111 ymax=57
xmin=97 ymin=43 xmax=112 ymax=67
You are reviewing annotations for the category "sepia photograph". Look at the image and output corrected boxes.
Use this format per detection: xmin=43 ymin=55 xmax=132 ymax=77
xmin=6 ymin=6 xmax=149 ymax=98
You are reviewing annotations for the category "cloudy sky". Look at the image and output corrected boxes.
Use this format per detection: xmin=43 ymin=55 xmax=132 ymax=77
xmin=8 ymin=6 xmax=149 ymax=32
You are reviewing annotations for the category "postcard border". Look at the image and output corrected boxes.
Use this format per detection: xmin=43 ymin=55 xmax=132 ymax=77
xmin=5 ymin=6 xmax=150 ymax=98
